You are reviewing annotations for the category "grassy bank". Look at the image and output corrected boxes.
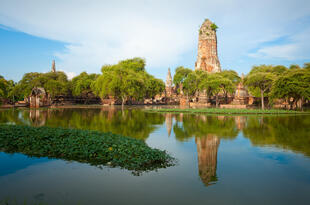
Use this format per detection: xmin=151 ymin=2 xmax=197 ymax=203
xmin=0 ymin=124 xmax=175 ymax=174
xmin=146 ymin=108 xmax=306 ymax=115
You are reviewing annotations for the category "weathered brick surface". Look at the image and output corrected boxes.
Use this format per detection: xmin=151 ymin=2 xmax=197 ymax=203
xmin=195 ymin=19 xmax=221 ymax=73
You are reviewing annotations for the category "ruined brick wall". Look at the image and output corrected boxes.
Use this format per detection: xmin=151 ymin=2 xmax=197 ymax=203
xmin=195 ymin=19 xmax=221 ymax=73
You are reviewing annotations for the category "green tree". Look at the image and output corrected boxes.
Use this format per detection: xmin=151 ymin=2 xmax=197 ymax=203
xmin=199 ymin=73 xmax=233 ymax=107
xmin=117 ymin=57 xmax=146 ymax=72
xmin=183 ymin=72 xmax=198 ymax=99
xmin=219 ymin=70 xmax=240 ymax=103
xmin=71 ymin=72 xmax=99 ymax=96
xmin=271 ymin=69 xmax=310 ymax=109
xmin=303 ymin=63 xmax=310 ymax=70
xmin=92 ymin=68 xmax=144 ymax=106
xmin=0 ymin=76 xmax=8 ymax=98
xmin=13 ymin=71 xmax=70 ymax=99
xmin=289 ymin=64 xmax=301 ymax=69
xmin=93 ymin=58 xmax=162 ymax=106
xmin=245 ymin=65 xmax=277 ymax=110
xmin=144 ymin=74 xmax=165 ymax=99
xmin=173 ymin=66 xmax=192 ymax=95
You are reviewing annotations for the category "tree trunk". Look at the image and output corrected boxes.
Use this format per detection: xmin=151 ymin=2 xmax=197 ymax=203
xmin=260 ymin=89 xmax=264 ymax=110
xmin=180 ymin=83 xmax=184 ymax=96
xmin=216 ymin=94 xmax=219 ymax=108
xmin=225 ymin=92 xmax=228 ymax=104
xmin=121 ymin=96 xmax=126 ymax=108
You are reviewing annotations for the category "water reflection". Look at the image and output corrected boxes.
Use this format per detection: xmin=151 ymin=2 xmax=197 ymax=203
xmin=0 ymin=108 xmax=310 ymax=188
xmin=196 ymin=135 xmax=219 ymax=186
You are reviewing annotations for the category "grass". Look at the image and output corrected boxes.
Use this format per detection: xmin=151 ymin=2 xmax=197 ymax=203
xmin=0 ymin=124 xmax=175 ymax=174
xmin=146 ymin=108 xmax=307 ymax=115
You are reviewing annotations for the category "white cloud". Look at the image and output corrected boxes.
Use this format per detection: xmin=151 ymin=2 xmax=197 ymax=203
xmin=248 ymin=28 xmax=310 ymax=60
xmin=0 ymin=0 xmax=310 ymax=76
xmin=58 ymin=70 xmax=77 ymax=80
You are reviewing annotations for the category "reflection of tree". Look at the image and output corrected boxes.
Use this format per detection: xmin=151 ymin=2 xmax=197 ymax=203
xmin=0 ymin=108 xmax=165 ymax=140
xmin=242 ymin=116 xmax=310 ymax=157
xmin=173 ymin=114 xmax=239 ymax=141
xmin=196 ymin=134 xmax=220 ymax=186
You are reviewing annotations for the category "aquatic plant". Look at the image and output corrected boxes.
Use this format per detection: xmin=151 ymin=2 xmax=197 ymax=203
xmin=0 ymin=124 xmax=175 ymax=174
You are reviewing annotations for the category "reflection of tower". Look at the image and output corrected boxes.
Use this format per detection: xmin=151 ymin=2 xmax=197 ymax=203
xmin=29 ymin=109 xmax=47 ymax=126
xmin=165 ymin=113 xmax=173 ymax=137
xmin=234 ymin=116 xmax=246 ymax=130
xmin=195 ymin=134 xmax=220 ymax=186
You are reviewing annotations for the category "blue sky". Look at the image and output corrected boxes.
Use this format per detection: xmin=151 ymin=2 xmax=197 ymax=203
xmin=0 ymin=0 xmax=310 ymax=82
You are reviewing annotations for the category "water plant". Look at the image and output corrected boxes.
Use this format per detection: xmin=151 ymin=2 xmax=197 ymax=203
xmin=0 ymin=124 xmax=175 ymax=174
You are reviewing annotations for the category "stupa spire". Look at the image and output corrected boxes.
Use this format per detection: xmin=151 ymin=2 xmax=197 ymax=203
xmin=51 ymin=60 xmax=56 ymax=72
xmin=195 ymin=19 xmax=221 ymax=73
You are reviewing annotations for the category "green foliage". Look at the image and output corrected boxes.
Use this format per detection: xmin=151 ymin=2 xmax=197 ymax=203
xmin=0 ymin=124 xmax=175 ymax=174
xmin=92 ymin=67 xmax=145 ymax=104
xmin=245 ymin=65 xmax=280 ymax=109
xmin=13 ymin=71 xmax=70 ymax=99
xmin=199 ymin=73 xmax=234 ymax=106
xmin=271 ymin=69 xmax=310 ymax=107
xmin=118 ymin=57 xmax=146 ymax=72
xmin=210 ymin=23 xmax=218 ymax=31
xmin=245 ymin=72 xmax=275 ymax=92
xmin=93 ymin=57 xmax=163 ymax=104
xmin=220 ymin=70 xmax=241 ymax=85
xmin=173 ymin=66 xmax=193 ymax=86
xmin=0 ymin=77 xmax=8 ymax=98
xmin=144 ymin=74 xmax=165 ymax=99
xmin=289 ymin=64 xmax=301 ymax=69
xmin=0 ymin=76 xmax=16 ymax=104
xmin=303 ymin=62 xmax=310 ymax=70
xmin=71 ymin=72 xmax=99 ymax=96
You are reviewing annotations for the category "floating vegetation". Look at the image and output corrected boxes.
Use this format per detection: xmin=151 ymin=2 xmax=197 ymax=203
xmin=0 ymin=124 xmax=175 ymax=174
xmin=147 ymin=108 xmax=306 ymax=115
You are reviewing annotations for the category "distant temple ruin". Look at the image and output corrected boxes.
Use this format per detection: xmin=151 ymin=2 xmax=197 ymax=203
xmin=51 ymin=60 xmax=56 ymax=72
xmin=195 ymin=19 xmax=221 ymax=73
xmin=165 ymin=68 xmax=173 ymax=97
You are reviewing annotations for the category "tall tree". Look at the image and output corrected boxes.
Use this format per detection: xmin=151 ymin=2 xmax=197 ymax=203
xmin=71 ymin=72 xmax=99 ymax=96
xmin=219 ymin=70 xmax=240 ymax=103
xmin=245 ymin=65 xmax=279 ymax=110
xmin=92 ymin=57 xmax=163 ymax=106
xmin=271 ymin=69 xmax=310 ymax=109
xmin=173 ymin=66 xmax=192 ymax=95
xmin=199 ymin=73 xmax=233 ymax=107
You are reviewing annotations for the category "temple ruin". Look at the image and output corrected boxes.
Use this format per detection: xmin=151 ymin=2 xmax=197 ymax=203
xmin=195 ymin=19 xmax=221 ymax=73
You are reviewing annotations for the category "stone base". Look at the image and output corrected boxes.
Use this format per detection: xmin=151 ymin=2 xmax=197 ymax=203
xmin=189 ymin=102 xmax=211 ymax=107
xmin=220 ymin=104 xmax=248 ymax=109
xmin=180 ymin=98 xmax=189 ymax=106
xmin=231 ymin=98 xmax=248 ymax=105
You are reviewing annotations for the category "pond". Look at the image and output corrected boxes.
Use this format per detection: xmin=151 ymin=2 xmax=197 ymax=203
xmin=0 ymin=107 xmax=310 ymax=205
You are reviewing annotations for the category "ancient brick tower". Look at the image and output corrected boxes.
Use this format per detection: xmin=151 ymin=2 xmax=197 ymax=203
xmin=195 ymin=19 xmax=221 ymax=73
xmin=165 ymin=68 xmax=173 ymax=97
xmin=51 ymin=60 xmax=56 ymax=72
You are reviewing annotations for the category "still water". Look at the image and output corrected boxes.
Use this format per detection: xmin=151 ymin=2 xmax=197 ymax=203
xmin=0 ymin=107 xmax=310 ymax=205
